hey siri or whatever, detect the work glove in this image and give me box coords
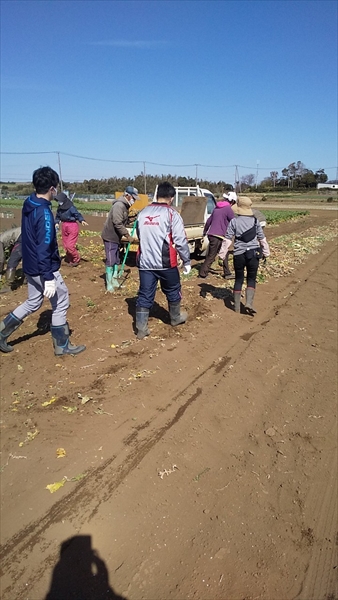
[182,264,192,275]
[44,279,56,299]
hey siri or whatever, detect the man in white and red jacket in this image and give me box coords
[135,182,191,339]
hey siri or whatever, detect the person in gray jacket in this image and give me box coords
[101,186,139,291]
[222,196,270,314]
[0,227,22,290]
[135,182,191,339]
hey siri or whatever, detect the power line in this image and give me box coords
[0,151,336,172]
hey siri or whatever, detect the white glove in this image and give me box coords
[44,279,56,299]
[182,264,191,275]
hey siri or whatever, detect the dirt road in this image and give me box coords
[0,210,337,600]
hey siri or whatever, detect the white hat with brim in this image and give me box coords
[237,196,253,216]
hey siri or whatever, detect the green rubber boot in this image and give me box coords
[111,264,120,290]
[105,266,114,292]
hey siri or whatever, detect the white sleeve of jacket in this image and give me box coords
[259,237,270,257]
[171,210,191,265]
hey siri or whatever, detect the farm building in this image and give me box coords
[317,180,338,190]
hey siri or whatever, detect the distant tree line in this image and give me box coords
[69,174,235,196]
[0,174,234,197]
[240,161,328,192]
[0,161,329,197]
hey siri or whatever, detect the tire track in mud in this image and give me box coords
[0,244,337,599]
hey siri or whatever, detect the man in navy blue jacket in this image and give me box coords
[0,167,85,355]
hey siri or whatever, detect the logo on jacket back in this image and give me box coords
[44,209,52,244]
[144,215,160,226]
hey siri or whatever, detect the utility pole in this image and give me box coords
[195,164,199,185]
[57,152,63,192]
[256,160,260,189]
[143,161,147,195]
[234,165,241,193]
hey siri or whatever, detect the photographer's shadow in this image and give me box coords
[45,535,126,600]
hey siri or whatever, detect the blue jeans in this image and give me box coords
[137,268,182,309]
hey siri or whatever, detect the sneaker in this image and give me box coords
[224,274,235,280]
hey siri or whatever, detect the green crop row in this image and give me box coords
[264,210,309,224]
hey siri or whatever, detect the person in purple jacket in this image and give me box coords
[0,167,86,356]
[198,195,235,279]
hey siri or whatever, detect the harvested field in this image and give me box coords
[0,207,337,600]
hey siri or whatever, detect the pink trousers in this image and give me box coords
[61,222,80,264]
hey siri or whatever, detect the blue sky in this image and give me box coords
[1,0,337,184]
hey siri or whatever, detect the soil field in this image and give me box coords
[0,208,337,600]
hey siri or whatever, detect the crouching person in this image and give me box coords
[135,182,191,339]
[0,167,86,356]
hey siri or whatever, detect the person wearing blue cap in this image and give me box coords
[101,186,139,291]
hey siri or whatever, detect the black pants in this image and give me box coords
[199,236,222,277]
[233,251,259,292]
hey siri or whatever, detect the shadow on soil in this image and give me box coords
[44,535,127,600]
[198,283,254,316]
[198,282,235,312]
[125,297,171,331]
[10,309,52,347]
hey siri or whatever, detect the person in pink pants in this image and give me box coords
[55,193,88,266]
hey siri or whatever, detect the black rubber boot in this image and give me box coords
[136,307,150,340]
[51,323,86,355]
[233,291,241,313]
[0,312,23,352]
[245,287,256,314]
[169,302,188,326]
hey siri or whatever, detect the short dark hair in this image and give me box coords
[157,182,175,200]
[32,166,59,194]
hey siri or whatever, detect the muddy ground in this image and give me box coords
[0,209,337,600]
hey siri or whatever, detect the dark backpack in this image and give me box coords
[235,218,257,243]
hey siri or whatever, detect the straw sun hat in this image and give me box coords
[236,196,253,216]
